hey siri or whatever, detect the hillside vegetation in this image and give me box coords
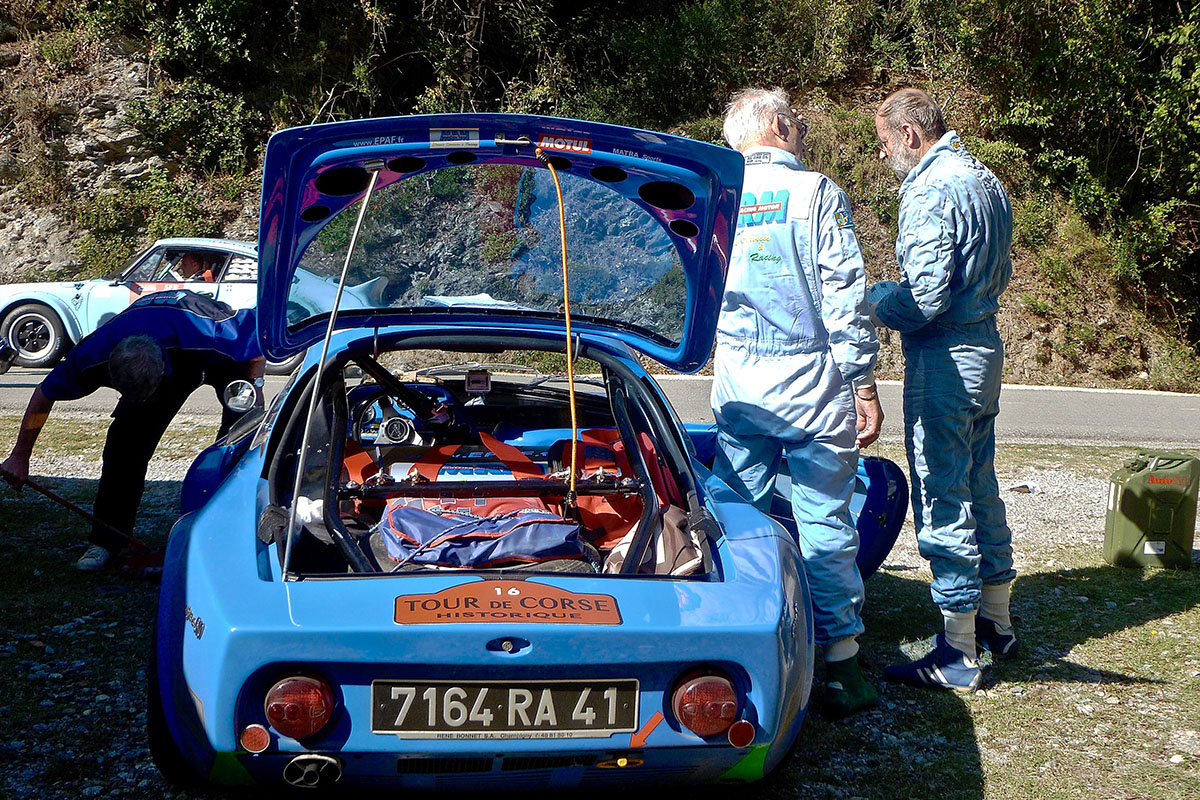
[0,0,1197,389]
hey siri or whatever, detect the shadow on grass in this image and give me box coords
[753,556,1200,800]
[755,569,986,800]
[995,563,1200,687]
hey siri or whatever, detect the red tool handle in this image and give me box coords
[19,477,152,553]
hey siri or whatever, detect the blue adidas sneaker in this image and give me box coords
[884,635,982,692]
[976,616,1019,660]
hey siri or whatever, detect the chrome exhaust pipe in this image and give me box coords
[282,754,342,789]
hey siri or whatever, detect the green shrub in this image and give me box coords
[73,170,218,275]
[1110,200,1181,283]
[1039,253,1072,291]
[39,30,86,72]
[125,79,260,175]
[1147,340,1200,393]
[1020,294,1052,316]
[75,233,137,279]
[1013,198,1056,251]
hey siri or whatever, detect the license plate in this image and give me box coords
[371,679,639,739]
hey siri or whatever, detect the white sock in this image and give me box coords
[942,610,977,660]
[825,636,859,663]
[981,583,1013,630]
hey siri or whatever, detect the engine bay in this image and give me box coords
[261,343,718,580]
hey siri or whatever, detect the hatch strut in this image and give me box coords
[282,159,386,580]
[535,147,579,513]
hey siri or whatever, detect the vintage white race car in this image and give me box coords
[0,237,387,372]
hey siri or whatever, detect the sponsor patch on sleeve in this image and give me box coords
[835,210,854,229]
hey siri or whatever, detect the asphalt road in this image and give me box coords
[1,369,1198,450]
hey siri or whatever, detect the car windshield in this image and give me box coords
[292,163,688,344]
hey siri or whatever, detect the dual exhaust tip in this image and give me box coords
[283,754,342,789]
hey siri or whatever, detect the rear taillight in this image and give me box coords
[671,671,739,738]
[264,676,336,740]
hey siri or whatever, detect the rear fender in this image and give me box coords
[154,516,219,778]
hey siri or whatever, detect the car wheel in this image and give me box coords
[265,350,305,375]
[2,303,68,367]
[146,624,204,788]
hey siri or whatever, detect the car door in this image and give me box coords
[81,245,171,333]
[214,254,258,311]
[88,248,229,330]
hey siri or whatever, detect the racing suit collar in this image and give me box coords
[899,130,963,195]
[742,145,806,170]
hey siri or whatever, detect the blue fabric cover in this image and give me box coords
[380,502,585,568]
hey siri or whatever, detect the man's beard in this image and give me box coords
[887,147,920,180]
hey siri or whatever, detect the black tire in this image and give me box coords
[265,350,305,375]
[2,303,68,367]
[146,623,205,788]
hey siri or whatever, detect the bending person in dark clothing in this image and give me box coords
[1,290,264,571]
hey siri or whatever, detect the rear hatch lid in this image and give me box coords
[256,114,742,372]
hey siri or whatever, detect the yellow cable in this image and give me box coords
[536,148,578,505]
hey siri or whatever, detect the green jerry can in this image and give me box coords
[1104,451,1199,569]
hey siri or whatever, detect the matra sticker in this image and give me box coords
[835,210,854,228]
[745,152,771,165]
[429,128,480,149]
[537,134,592,154]
[612,147,662,162]
[184,605,205,640]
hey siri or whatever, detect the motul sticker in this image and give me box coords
[537,134,593,154]
[395,580,622,625]
[1144,541,1167,555]
[429,128,480,148]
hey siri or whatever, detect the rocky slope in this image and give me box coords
[0,36,1192,389]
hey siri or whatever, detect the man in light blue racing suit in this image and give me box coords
[712,88,883,718]
[871,88,1017,692]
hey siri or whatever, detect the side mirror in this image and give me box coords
[222,380,257,413]
[0,338,15,374]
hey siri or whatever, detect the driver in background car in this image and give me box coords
[712,88,883,718]
[175,252,215,282]
[0,291,265,572]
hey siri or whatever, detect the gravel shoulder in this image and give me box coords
[0,415,1197,799]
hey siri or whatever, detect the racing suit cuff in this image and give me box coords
[852,371,876,391]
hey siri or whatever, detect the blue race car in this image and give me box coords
[151,113,900,791]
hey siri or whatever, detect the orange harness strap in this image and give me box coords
[408,433,544,482]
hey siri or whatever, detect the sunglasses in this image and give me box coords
[777,111,808,141]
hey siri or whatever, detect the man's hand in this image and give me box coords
[1,453,29,490]
[4,386,53,490]
[855,393,883,449]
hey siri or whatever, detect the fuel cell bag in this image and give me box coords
[379,501,586,569]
